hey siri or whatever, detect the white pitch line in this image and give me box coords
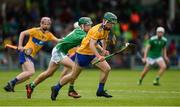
[110,90,180,94]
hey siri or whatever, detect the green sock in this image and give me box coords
[139,78,142,82]
[30,82,36,89]
[137,78,143,85]
[155,77,160,82]
[68,84,74,92]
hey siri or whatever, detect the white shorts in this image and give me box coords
[146,57,164,65]
[50,47,67,64]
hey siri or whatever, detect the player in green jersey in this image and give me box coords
[50,12,118,101]
[138,27,169,86]
[26,17,93,99]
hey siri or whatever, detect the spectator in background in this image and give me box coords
[0,0,180,69]
[168,39,176,57]
[0,29,7,64]
[168,39,177,65]
[177,40,180,68]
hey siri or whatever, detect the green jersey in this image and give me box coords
[55,28,86,54]
[147,35,167,58]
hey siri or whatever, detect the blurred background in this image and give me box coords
[0,0,180,70]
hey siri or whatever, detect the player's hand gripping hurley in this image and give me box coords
[5,44,33,55]
[92,43,136,65]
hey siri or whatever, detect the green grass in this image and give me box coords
[0,69,180,106]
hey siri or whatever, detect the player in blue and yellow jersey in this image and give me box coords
[4,17,59,92]
[25,17,93,99]
[50,12,118,100]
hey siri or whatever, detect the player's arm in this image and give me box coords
[142,44,150,63]
[163,47,169,63]
[101,39,109,55]
[100,40,106,49]
[90,39,105,61]
[49,32,63,44]
[58,39,63,42]
[18,30,30,51]
[51,37,63,44]
[54,38,63,43]
[90,39,100,57]
[96,44,104,52]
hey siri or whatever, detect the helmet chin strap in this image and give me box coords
[102,20,111,30]
[102,20,108,27]
[81,25,85,31]
[158,35,162,39]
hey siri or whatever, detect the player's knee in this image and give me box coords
[161,64,166,70]
[107,67,111,72]
[28,71,35,76]
[103,66,111,73]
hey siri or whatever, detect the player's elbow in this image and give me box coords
[106,66,111,72]
[19,31,28,38]
[20,31,25,36]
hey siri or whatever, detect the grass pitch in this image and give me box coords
[0,69,180,106]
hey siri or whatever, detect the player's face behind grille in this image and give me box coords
[83,24,92,32]
[157,32,164,38]
[103,20,115,30]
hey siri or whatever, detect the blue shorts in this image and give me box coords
[75,53,96,67]
[68,53,76,61]
[19,52,34,65]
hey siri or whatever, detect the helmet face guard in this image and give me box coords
[78,17,93,26]
[103,12,117,24]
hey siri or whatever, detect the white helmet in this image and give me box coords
[156,27,165,33]
[73,21,80,29]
